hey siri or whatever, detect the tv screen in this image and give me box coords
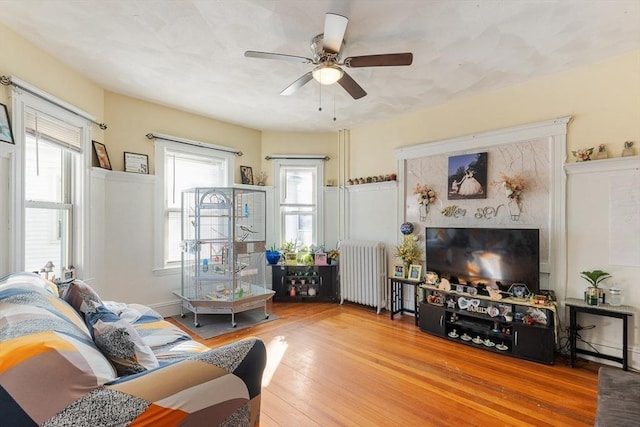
[425,227,540,294]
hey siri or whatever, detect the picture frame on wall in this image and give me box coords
[124,152,149,174]
[393,264,406,278]
[92,140,112,170]
[408,264,423,281]
[240,165,254,185]
[447,152,488,200]
[0,102,15,144]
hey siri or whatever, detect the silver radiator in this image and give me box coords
[339,240,387,313]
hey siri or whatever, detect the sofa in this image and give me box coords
[0,272,266,426]
[595,366,640,426]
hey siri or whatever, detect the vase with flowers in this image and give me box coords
[495,173,525,221]
[255,171,268,186]
[327,249,339,265]
[413,183,436,221]
[596,144,608,160]
[622,141,635,157]
[394,235,423,273]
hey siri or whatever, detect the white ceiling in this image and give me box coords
[0,0,638,132]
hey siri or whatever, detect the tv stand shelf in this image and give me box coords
[419,284,557,364]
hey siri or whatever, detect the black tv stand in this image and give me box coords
[419,285,556,364]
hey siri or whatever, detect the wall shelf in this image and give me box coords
[564,155,639,174]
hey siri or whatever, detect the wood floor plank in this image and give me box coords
[168,301,599,426]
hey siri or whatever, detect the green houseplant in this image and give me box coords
[581,270,611,306]
[266,244,281,265]
[580,270,611,288]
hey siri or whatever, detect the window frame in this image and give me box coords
[153,138,235,272]
[23,137,75,273]
[273,158,324,249]
[10,85,92,277]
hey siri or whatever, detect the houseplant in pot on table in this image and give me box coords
[266,244,281,265]
[581,269,611,306]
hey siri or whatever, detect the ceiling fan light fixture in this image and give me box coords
[312,63,344,85]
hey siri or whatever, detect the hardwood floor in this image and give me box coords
[169,301,600,426]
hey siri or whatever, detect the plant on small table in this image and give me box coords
[581,270,611,306]
[394,235,423,269]
[266,244,281,265]
[327,249,339,264]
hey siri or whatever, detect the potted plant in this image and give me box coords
[327,248,339,265]
[581,270,611,306]
[265,244,281,265]
[281,241,298,265]
[504,311,513,322]
[394,235,423,270]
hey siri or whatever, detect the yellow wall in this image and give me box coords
[348,51,640,178]
[0,23,262,182]
[1,23,106,143]
[261,131,339,186]
[103,91,261,177]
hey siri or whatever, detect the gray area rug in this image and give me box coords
[172,308,279,339]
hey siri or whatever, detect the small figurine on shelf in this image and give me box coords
[596,144,608,160]
[572,147,594,162]
[255,171,268,186]
[622,140,635,157]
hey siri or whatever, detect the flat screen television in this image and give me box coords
[425,227,540,294]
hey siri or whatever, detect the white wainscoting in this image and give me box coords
[564,155,640,368]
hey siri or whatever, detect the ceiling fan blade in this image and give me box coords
[337,71,367,100]
[344,53,413,68]
[245,50,312,64]
[323,13,348,54]
[280,72,314,96]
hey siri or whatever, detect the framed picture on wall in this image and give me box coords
[240,165,254,184]
[447,152,488,199]
[0,102,15,144]
[92,141,112,170]
[124,152,149,174]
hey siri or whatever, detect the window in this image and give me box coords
[154,139,234,269]
[14,94,90,277]
[274,159,324,248]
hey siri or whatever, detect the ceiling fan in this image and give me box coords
[244,13,413,100]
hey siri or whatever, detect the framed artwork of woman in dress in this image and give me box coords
[447,152,488,200]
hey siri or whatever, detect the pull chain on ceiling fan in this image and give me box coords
[245,12,413,100]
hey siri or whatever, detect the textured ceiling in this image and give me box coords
[0,0,638,132]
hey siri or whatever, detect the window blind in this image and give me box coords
[26,109,83,153]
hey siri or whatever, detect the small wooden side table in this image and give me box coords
[565,298,634,370]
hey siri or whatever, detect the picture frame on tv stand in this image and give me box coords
[393,264,406,279]
[408,264,422,281]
